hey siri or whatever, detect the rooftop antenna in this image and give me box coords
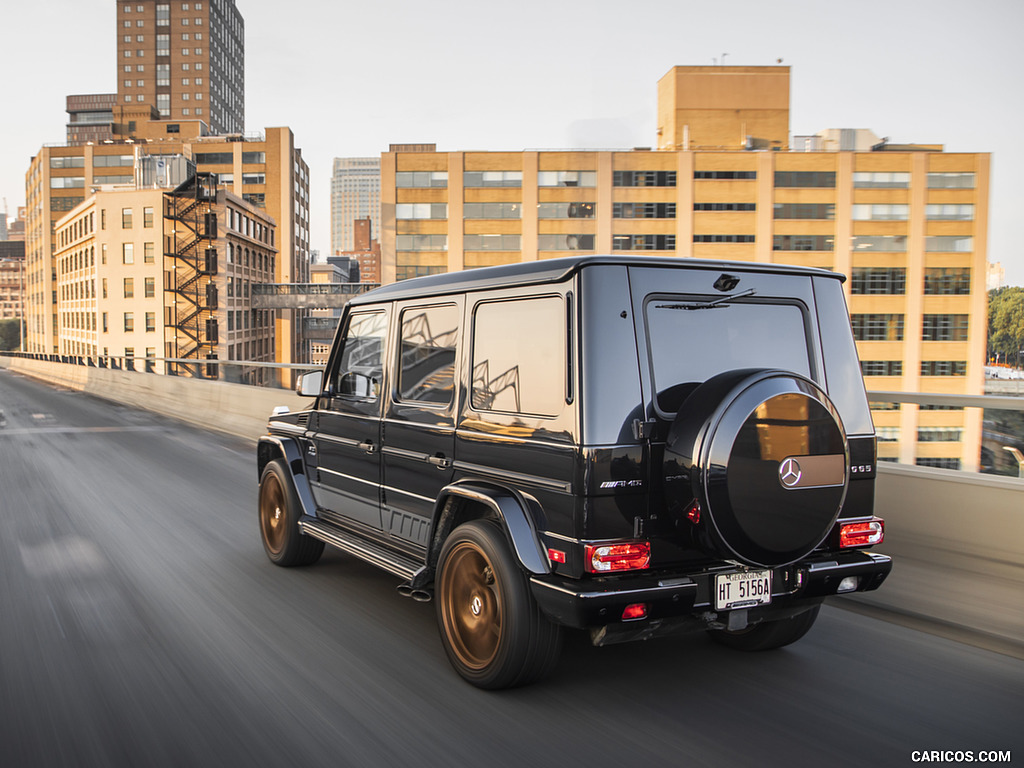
[721,53,728,66]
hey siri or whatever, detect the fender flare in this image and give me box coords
[257,435,318,519]
[430,481,551,575]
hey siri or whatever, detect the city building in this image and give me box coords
[380,65,989,471]
[0,241,25,321]
[52,174,275,376]
[987,262,1005,291]
[115,0,244,134]
[24,122,309,365]
[66,93,118,145]
[330,157,381,254]
[7,207,26,242]
[333,216,380,283]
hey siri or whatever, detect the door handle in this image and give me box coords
[358,440,377,454]
[426,454,452,470]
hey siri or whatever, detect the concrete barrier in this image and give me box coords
[852,463,1024,650]
[0,356,306,442]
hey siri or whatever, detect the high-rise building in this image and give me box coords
[24,121,310,365]
[380,66,989,471]
[330,157,381,254]
[66,94,118,145]
[115,0,244,134]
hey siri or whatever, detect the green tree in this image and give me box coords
[0,318,21,351]
[987,286,1024,368]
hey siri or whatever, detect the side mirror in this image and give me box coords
[296,369,324,397]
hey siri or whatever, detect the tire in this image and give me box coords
[708,605,820,651]
[258,459,324,567]
[664,369,849,568]
[435,520,562,689]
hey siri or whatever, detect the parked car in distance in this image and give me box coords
[258,256,891,688]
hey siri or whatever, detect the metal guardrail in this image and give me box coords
[251,283,379,296]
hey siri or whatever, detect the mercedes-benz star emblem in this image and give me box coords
[779,457,803,488]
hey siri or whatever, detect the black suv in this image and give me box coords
[257,256,891,688]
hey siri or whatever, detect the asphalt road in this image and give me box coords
[1,368,1021,768]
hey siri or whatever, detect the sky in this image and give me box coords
[3,0,1023,285]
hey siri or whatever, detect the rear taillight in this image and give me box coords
[839,517,884,548]
[584,541,651,573]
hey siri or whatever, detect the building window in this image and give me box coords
[615,170,677,186]
[922,314,969,341]
[852,204,909,221]
[395,203,447,219]
[241,152,265,164]
[861,360,903,376]
[156,3,169,24]
[145,312,156,332]
[463,234,521,251]
[537,202,596,218]
[851,268,906,295]
[917,427,963,442]
[538,171,596,187]
[926,236,973,252]
[774,203,834,220]
[123,278,134,298]
[614,234,676,250]
[121,208,133,228]
[124,313,135,332]
[693,170,755,180]
[395,235,447,251]
[463,202,521,219]
[123,243,134,264]
[241,172,265,184]
[926,204,974,221]
[853,172,910,188]
[851,235,906,252]
[614,202,674,218]
[693,202,755,211]
[395,171,447,188]
[145,277,155,298]
[156,34,169,54]
[927,173,974,189]
[774,171,836,188]
[143,207,154,227]
[924,268,971,295]
[851,314,904,341]
[692,234,755,243]
[463,171,522,187]
[537,234,595,251]
[920,360,967,376]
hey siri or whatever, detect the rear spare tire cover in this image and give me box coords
[664,369,848,568]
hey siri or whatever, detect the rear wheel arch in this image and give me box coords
[428,482,551,578]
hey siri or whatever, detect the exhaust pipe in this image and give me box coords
[396,584,434,602]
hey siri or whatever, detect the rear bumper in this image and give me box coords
[529,549,892,630]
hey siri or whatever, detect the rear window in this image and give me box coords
[644,297,812,414]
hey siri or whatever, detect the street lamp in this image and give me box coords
[1002,446,1024,479]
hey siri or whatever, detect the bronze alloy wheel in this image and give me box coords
[259,472,287,556]
[439,540,503,671]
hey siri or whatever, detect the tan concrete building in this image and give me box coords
[53,178,275,376]
[381,66,989,471]
[116,0,244,134]
[24,123,309,365]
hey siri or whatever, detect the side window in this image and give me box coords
[398,304,459,404]
[471,296,565,416]
[332,311,388,398]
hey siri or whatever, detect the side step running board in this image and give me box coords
[298,518,421,581]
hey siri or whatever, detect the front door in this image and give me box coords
[312,308,390,531]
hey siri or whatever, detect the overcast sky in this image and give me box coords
[3,0,1023,284]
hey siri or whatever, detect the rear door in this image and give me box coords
[380,300,462,546]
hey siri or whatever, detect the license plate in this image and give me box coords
[714,570,772,610]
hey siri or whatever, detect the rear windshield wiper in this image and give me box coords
[656,288,757,310]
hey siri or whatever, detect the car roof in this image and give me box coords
[350,255,843,306]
